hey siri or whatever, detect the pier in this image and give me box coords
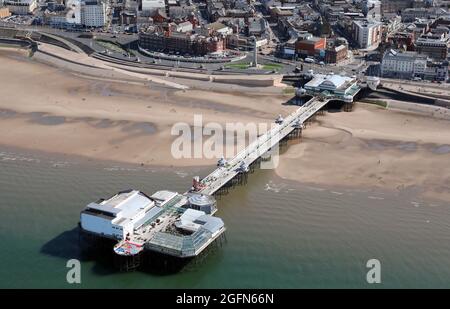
[191,73,365,197]
[78,73,362,270]
[194,96,331,196]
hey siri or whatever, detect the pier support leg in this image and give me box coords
[344,102,354,112]
[114,253,142,272]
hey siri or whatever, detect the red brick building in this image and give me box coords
[295,37,326,56]
[325,44,348,63]
[152,9,169,23]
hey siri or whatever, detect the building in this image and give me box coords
[295,37,326,57]
[386,31,416,51]
[269,6,293,22]
[120,10,137,26]
[281,37,296,58]
[363,0,381,15]
[47,0,102,29]
[47,8,82,28]
[380,0,415,15]
[382,49,449,81]
[80,189,226,259]
[402,7,449,22]
[415,33,449,60]
[204,22,233,36]
[248,17,266,37]
[80,190,159,240]
[381,49,428,79]
[175,20,193,33]
[303,73,360,103]
[0,6,11,18]
[151,8,168,23]
[139,29,225,56]
[58,0,82,26]
[424,60,449,81]
[141,0,165,14]
[325,44,348,64]
[352,20,382,49]
[4,0,37,15]
[81,1,106,27]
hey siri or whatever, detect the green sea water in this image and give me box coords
[0,148,449,288]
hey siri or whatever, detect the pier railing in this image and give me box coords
[198,96,330,195]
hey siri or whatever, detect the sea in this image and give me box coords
[0,148,449,288]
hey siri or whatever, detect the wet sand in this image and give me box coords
[1,49,449,202]
[0,50,294,166]
[276,104,450,202]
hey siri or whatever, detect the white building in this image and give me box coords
[4,0,37,15]
[141,0,165,14]
[175,21,193,33]
[401,7,449,22]
[352,19,382,49]
[364,0,381,21]
[204,22,233,36]
[303,73,360,102]
[381,49,428,79]
[80,190,171,240]
[80,188,226,258]
[65,0,82,25]
[81,1,107,27]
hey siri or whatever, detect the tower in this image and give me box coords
[252,36,258,67]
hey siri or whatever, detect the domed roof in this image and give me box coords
[343,94,353,102]
[189,194,215,206]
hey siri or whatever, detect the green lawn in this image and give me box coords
[225,63,250,69]
[360,99,388,108]
[262,63,283,70]
[95,40,126,53]
[224,62,283,71]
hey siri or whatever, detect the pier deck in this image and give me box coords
[198,97,330,196]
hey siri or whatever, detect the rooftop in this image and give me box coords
[305,74,354,91]
[207,22,228,31]
[384,49,428,60]
[86,190,154,217]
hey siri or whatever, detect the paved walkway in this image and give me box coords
[37,42,189,90]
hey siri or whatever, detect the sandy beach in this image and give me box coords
[0,49,294,166]
[1,48,449,202]
[276,104,450,202]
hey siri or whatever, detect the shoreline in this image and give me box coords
[1,142,448,206]
[275,103,450,203]
[1,49,449,202]
[0,49,295,167]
